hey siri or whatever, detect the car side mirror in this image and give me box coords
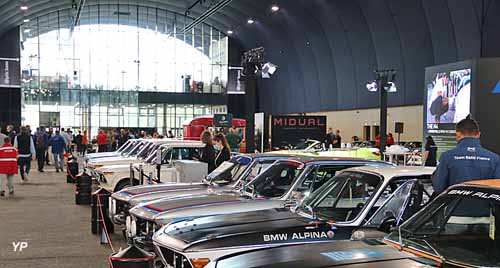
[378,217,397,233]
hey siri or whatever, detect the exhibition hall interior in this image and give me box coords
[2,1,500,268]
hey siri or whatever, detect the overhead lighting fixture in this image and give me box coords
[247,18,255,24]
[23,28,30,33]
[227,30,234,35]
[20,4,28,11]
[23,18,30,23]
[271,4,280,12]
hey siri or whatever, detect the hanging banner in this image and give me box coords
[271,115,326,149]
[0,59,20,88]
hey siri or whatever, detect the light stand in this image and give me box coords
[373,69,397,159]
[241,47,265,153]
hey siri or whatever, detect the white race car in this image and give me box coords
[96,141,206,192]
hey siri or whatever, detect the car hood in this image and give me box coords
[211,240,432,268]
[130,192,258,221]
[112,183,210,202]
[96,163,146,173]
[154,209,348,252]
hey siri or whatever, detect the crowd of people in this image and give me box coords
[2,117,498,200]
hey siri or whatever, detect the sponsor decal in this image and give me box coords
[263,231,331,242]
[321,249,384,261]
[448,189,500,202]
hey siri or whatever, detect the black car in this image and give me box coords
[206,240,432,268]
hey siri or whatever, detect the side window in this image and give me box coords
[179,148,190,159]
[365,180,415,227]
[298,165,354,193]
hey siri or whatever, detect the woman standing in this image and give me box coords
[198,130,216,173]
[213,133,231,168]
[81,130,88,156]
[424,136,438,167]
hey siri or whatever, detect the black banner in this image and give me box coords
[214,114,233,127]
[0,60,20,88]
[271,115,327,148]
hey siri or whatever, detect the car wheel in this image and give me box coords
[114,179,140,192]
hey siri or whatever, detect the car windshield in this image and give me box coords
[244,160,303,198]
[119,141,137,155]
[206,161,237,183]
[231,159,275,188]
[137,143,157,159]
[386,188,500,267]
[144,146,160,163]
[300,171,382,222]
[125,141,148,157]
[117,140,132,153]
[294,140,317,150]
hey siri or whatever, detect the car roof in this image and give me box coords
[464,179,500,188]
[342,165,436,181]
[158,141,204,148]
[279,155,390,165]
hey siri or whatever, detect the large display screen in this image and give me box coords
[424,66,472,158]
[426,68,471,125]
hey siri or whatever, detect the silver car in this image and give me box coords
[110,154,286,225]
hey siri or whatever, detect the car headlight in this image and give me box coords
[125,216,137,238]
[190,258,210,268]
[109,198,116,215]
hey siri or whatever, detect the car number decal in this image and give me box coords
[321,248,384,261]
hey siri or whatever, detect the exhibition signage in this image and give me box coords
[423,62,472,158]
[271,115,326,148]
[0,58,20,88]
[214,114,233,127]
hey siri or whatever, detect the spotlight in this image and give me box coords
[261,62,278,79]
[23,18,30,23]
[227,30,233,35]
[247,18,255,24]
[271,5,280,12]
[20,4,28,11]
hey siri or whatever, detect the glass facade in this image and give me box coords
[20,4,228,137]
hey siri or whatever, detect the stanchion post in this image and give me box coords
[139,164,144,185]
[148,172,153,185]
[129,163,134,187]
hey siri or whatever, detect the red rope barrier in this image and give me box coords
[97,194,115,253]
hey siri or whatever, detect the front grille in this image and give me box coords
[158,246,192,268]
[115,199,130,215]
[135,217,158,241]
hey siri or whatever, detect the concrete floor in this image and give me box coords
[0,162,126,268]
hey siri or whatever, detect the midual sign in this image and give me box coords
[273,117,326,127]
[271,115,327,149]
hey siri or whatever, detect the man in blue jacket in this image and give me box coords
[433,116,500,194]
[49,130,66,173]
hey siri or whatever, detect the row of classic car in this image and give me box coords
[83,140,500,268]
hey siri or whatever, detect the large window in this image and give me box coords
[20,4,228,137]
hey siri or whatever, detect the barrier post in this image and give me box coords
[139,164,144,185]
[129,163,134,187]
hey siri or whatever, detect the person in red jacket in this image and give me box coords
[0,137,19,196]
[97,129,108,153]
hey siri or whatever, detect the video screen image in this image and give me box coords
[426,68,471,124]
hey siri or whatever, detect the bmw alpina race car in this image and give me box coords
[127,157,391,246]
[109,154,291,225]
[205,240,431,268]
[152,165,435,268]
